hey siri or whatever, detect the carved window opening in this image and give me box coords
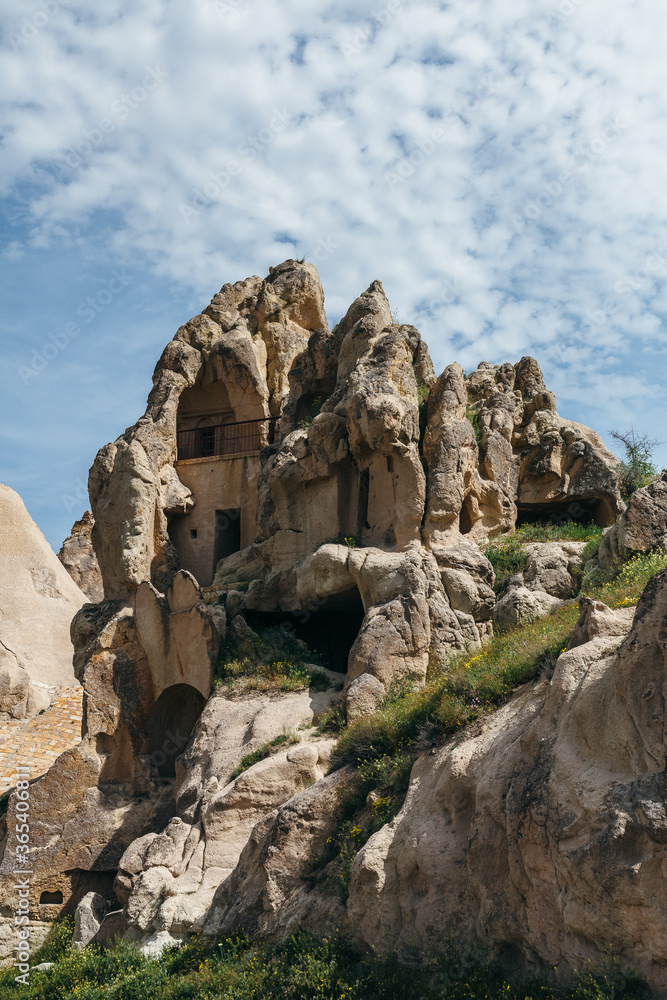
[147,684,206,778]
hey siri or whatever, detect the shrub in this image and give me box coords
[214,624,325,696]
[584,551,667,608]
[484,535,529,589]
[611,427,660,501]
[466,403,483,446]
[229,732,299,780]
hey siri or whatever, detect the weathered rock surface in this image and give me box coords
[346,573,667,996]
[598,471,667,576]
[492,584,561,634]
[73,892,110,950]
[58,511,104,603]
[0,262,631,979]
[0,484,86,719]
[85,260,621,712]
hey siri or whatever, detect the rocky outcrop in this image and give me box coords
[85,260,621,713]
[0,484,86,719]
[58,511,104,603]
[598,471,667,576]
[0,262,628,976]
[346,572,667,996]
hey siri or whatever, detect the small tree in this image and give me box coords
[610,427,660,501]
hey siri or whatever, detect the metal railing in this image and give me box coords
[177,417,277,461]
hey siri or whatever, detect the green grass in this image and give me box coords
[583,551,667,608]
[214,625,327,696]
[228,733,300,781]
[1,922,648,1000]
[483,534,529,589]
[332,604,579,770]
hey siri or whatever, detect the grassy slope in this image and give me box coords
[0,920,648,999]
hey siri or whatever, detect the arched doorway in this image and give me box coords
[147,684,206,778]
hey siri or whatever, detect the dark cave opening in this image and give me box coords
[517,496,610,529]
[147,684,206,778]
[246,590,365,674]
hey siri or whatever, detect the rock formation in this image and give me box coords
[86,260,622,714]
[598,470,667,577]
[0,261,638,987]
[0,485,86,720]
[58,511,104,603]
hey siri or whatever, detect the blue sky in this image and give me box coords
[2,0,667,549]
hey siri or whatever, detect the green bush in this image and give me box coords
[611,428,660,501]
[583,551,667,609]
[484,534,529,589]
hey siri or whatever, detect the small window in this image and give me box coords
[190,529,198,540]
[39,890,63,905]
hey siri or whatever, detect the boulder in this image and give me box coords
[73,892,110,950]
[492,585,561,633]
[522,540,587,599]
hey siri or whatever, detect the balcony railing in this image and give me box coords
[177,417,277,461]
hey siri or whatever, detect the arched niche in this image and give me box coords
[177,381,234,432]
[147,684,206,778]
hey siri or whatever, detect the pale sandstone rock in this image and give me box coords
[0,484,86,719]
[598,471,667,576]
[523,540,587,599]
[346,575,667,995]
[202,767,355,941]
[346,673,386,722]
[0,265,630,972]
[58,511,104,603]
[73,892,110,950]
[492,586,561,634]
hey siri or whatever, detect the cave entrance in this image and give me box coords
[147,684,206,778]
[214,508,241,572]
[246,590,365,674]
[517,496,610,529]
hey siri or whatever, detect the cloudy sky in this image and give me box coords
[1,0,666,549]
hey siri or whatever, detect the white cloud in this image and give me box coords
[2,0,667,546]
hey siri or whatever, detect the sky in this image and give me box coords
[1,0,666,550]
